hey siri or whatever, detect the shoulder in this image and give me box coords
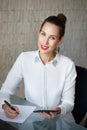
[18,50,37,59]
[59,54,77,77]
[59,54,74,66]
[14,50,37,65]
[58,54,76,72]
[21,50,37,57]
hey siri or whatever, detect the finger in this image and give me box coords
[6,106,17,114]
[40,112,52,119]
[4,109,18,119]
[42,111,57,119]
[5,112,18,119]
[4,105,19,118]
[12,106,20,113]
[50,112,55,118]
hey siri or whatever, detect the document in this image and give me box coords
[0,105,36,123]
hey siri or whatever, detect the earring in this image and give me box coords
[58,47,60,52]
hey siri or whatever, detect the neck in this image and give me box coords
[39,51,56,65]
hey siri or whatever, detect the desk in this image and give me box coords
[9,96,86,130]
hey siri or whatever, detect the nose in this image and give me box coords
[43,37,49,45]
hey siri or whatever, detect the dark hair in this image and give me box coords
[40,13,67,40]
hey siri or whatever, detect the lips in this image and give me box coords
[41,45,49,50]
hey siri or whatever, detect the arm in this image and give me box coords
[58,63,77,115]
[0,53,23,109]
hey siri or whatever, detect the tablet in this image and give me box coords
[0,119,18,130]
[33,109,59,113]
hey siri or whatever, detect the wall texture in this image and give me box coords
[0,0,87,97]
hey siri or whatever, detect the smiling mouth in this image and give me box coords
[41,45,49,50]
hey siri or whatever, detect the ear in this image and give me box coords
[57,36,64,45]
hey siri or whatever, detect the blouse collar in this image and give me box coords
[34,50,60,67]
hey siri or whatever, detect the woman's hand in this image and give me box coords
[39,107,61,119]
[2,104,19,119]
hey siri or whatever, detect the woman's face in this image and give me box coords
[38,22,61,55]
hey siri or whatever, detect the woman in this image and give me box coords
[0,13,77,120]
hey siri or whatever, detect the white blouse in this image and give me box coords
[0,50,77,115]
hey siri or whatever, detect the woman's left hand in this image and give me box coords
[39,107,61,119]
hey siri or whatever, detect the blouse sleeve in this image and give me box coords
[0,53,23,108]
[58,62,77,115]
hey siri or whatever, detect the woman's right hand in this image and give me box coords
[2,104,19,119]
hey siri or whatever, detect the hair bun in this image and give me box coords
[57,13,67,25]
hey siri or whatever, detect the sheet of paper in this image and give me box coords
[0,105,36,123]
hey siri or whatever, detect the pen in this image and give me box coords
[4,100,19,114]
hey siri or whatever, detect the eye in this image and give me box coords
[40,32,45,36]
[50,36,56,40]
